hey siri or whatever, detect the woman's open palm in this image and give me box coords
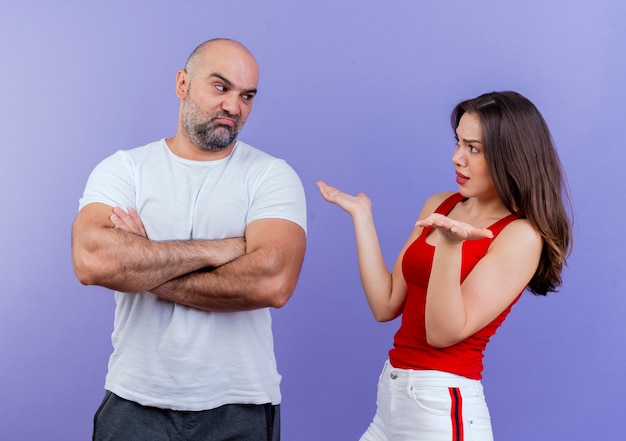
[317,181,372,217]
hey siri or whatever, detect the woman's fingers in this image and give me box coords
[415,214,493,240]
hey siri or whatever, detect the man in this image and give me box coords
[72,38,307,441]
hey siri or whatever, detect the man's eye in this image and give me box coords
[215,84,226,92]
[242,94,255,101]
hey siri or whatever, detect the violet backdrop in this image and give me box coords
[1,1,624,439]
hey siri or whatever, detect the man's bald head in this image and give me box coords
[184,38,257,77]
[171,38,260,159]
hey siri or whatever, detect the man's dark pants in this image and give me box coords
[93,391,280,441]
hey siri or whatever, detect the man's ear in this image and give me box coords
[175,70,189,99]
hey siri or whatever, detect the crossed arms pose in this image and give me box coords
[75,38,310,441]
[72,203,305,312]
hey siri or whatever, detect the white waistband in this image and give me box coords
[383,360,482,389]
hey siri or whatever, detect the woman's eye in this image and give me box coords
[469,145,479,153]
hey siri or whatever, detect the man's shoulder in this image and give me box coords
[232,141,302,182]
[122,139,165,155]
[233,140,277,160]
[103,139,166,165]
[231,141,291,169]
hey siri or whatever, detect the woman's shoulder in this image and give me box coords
[501,217,541,237]
[419,191,457,217]
[494,217,543,251]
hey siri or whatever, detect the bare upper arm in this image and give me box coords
[72,203,116,252]
[461,219,543,334]
[71,202,116,274]
[243,218,307,305]
[245,218,306,255]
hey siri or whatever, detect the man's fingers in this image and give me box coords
[110,207,147,237]
[127,207,148,236]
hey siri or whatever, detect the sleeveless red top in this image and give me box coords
[388,193,521,380]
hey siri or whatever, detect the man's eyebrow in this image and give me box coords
[210,73,257,95]
[210,73,233,86]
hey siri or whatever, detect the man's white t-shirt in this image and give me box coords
[79,139,307,411]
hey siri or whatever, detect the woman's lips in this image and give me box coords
[456,171,469,185]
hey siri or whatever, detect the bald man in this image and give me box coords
[72,38,306,441]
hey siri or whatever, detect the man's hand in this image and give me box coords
[110,207,148,238]
[73,202,250,294]
[109,206,246,268]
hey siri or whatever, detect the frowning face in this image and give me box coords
[177,41,259,154]
[451,112,497,200]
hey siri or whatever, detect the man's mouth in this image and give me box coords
[212,112,239,127]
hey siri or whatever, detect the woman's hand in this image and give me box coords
[316,181,371,217]
[416,213,493,245]
[317,180,409,321]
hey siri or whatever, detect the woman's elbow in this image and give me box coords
[425,329,463,348]
[371,306,401,323]
[426,335,451,348]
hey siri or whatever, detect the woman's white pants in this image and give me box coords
[360,360,494,441]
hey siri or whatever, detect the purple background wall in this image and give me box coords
[1,1,624,439]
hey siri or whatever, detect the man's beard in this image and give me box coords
[181,97,241,152]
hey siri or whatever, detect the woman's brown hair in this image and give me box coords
[451,91,573,295]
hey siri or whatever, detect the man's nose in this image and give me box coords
[221,93,240,116]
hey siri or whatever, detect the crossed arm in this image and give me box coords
[71,202,306,311]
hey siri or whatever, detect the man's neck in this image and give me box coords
[165,135,236,161]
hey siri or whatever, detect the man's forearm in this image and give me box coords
[150,241,304,312]
[74,226,245,293]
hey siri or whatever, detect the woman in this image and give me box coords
[317,91,572,441]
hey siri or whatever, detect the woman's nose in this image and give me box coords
[452,147,465,167]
